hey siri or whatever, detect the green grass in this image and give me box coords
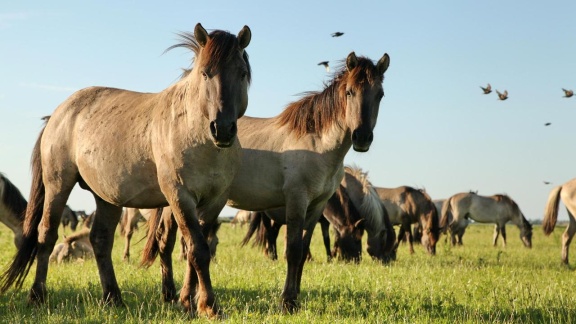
[0,222,575,323]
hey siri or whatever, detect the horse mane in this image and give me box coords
[276,57,381,138]
[167,30,252,84]
[343,165,385,235]
[491,194,531,229]
[0,174,27,222]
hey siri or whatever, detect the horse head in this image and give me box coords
[332,219,364,263]
[185,23,252,148]
[341,52,389,152]
[520,216,533,248]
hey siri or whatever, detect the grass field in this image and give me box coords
[0,221,575,323]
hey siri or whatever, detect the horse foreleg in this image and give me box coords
[561,214,576,264]
[319,216,332,261]
[159,209,178,302]
[404,221,415,254]
[500,225,507,247]
[90,198,124,306]
[122,226,133,261]
[281,202,307,313]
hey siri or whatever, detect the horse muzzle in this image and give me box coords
[352,129,374,152]
[210,120,237,148]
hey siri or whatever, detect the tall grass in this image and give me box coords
[0,222,574,323]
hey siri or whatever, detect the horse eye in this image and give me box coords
[346,90,353,97]
[241,71,247,79]
[201,71,209,80]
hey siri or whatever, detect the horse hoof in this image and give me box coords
[280,299,300,314]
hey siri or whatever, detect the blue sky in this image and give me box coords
[1,1,575,221]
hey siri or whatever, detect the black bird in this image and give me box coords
[544,122,551,126]
[562,88,574,98]
[543,181,551,185]
[331,32,344,37]
[317,61,330,72]
[480,83,492,94]
[496,90,508,100]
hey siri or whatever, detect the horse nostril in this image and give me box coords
[210,121,217,137]
[352,131,358,141]
[230,122,237,135]
[367,132,374,142]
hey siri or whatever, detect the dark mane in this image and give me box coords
[166,30,251,84]
[276,57,381,138]
[0,174,27,222]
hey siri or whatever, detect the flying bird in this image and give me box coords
[543,181,551,185]
[331,32,344,37]
[318,61,330,72]
[562,88,574,98]
[480,83,492,94]
[544,122,551,126]
[496,90,508,100]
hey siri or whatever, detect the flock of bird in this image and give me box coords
[480,83,575,101]
[316,31,345,72]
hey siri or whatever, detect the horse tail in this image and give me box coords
[240,211,261,247]
[439,197,452,231]
[140,207,164,267]
[543,185,562,236]
[1,125,46,293]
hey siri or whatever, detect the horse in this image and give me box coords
[230,209,251,228]
[119,208,153,261]
[340,166,397,262]
[543,178,576,264]
[60,205,87,233]
[240,183,366,263]
[0,173,27,248]
[0,23,252,318]
[375,186,439,255]
[141,52,390,313]
[440,192,532,248]
[49,227,94,264]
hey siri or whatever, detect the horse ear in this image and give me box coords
[237,25,251,50]
[194,23,209,48]
[346,52,358,71]
[377,53,390,76]
[353,219,365,228]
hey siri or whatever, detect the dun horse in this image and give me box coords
[375,186,439,255]
[0,174,27,248]
[119,208,153,261]
[142,53,390,312]
[440,192,532,248]
[543,178,576,264]
[0,23,252,318]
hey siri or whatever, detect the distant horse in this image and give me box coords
[0,174,27,248]
[142,52,390,312]
[375,186,439,255]
[119,208,153,261]
[241,183,366,263]
[340,166,397,262]
[543,178,576,264]
[440,192,532,248]
[49,228,94,264]
[0,23,252,318]
[60,205,88,233]
[230,209,251,228]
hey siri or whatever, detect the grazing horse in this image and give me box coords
[543,178,576,264]
[0,23,252,318]
[142,52,390,312]
[0,174,27,248]
[440,192,532,248]
[49,228,94,264]
[375,187,439,255]
[340,166,397,262]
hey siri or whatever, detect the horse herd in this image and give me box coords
[0,23,573,318]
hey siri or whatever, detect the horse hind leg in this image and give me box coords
[561,211,576,265]
[29,187,75,303]
[500,225,507,247]
[492,225,501,247]
[89,197,124,306]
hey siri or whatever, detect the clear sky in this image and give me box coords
[1,1,575,221]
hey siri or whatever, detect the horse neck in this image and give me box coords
[158,77,210,135]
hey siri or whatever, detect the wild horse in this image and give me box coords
[0,23,252,318]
